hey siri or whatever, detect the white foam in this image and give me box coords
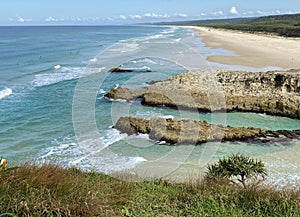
[100,128,128,147]
[158,115,174,119]
[98,67,106,72]
[0,88,13,100]
[137,34,164,41]
[104,97,128,103]
[39,129,126,159]
[32,67,87,87]
[38,139,78,160]
[87,154,147,174]
[122,66,151,71]
[38,129,147,173]
[54,64,61,69]
[266,172,300,190]
[98,89,106,94]
[161,29,174,34]
[131,58,157,65]
[160,27,178,35]
[258,113,267,117]
[37,124,150,173]
[90,57,98,62]
[108,42,139,53]
[136,133,150,139]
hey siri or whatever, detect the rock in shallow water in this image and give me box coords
[114,116,300,145]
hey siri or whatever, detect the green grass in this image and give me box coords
[0,164,299,216]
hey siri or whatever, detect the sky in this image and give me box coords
[1,0,300,25]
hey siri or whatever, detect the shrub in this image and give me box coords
[206,154,267,188]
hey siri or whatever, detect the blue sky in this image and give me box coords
[1,0,300,25]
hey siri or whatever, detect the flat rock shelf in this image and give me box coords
[114,116,300,145]
[105,69,300,119]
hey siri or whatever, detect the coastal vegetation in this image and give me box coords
[206,154,267,188]
[160,13,300,37]
[0,163,299,216]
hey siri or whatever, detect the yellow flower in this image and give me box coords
[0,158,7,170]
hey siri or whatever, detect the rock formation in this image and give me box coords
[109,67,152,73]
[105,69,300,119]
[114,117,300,145]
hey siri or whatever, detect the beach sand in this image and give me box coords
[190,26,300,69]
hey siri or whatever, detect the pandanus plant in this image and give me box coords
[206,154,267,188]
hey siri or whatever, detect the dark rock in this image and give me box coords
[109,67,134,73]
[104,87,144,101]
[109,67,152,73]
[115,117,150,135]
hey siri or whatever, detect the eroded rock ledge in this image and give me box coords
[114,117,300,145]
[105,69,300,119]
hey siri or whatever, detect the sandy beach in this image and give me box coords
[190,26,300,69]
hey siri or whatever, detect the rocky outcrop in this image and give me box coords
[105,69,300,119]
[114,117,300,144]
[104,87,144,101]
[109,67,152,73]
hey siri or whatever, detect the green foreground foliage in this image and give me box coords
[0,164,299,216]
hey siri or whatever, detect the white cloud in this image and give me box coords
[230,6,239,15]
[45,16,85,23]
[119,15,127,20]
[17,17,25,22]
[129,15,142,19]
[144,13,170,18]
[71,17,82,22]
[212,10,224,16]
[116,12,191,21]
[241,9,294,17]
[243,11,254,15]
[174,13,188,18]
[13,16,32,23]
[45,17,58,22]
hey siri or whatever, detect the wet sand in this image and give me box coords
[190,26,300,69]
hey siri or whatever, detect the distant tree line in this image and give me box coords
[158,13,300,37]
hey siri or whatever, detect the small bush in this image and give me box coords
[206,154,267,188]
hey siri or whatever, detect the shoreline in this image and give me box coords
[187,26,300,69]
[105,69,300,185]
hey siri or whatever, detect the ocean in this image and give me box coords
[0,25,299,187]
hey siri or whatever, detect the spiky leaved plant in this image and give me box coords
[206,154,267,188]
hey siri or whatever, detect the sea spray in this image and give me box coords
[0,87,13,100]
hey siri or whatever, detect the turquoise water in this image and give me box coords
[0,25,299,187]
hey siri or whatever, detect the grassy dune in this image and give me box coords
[159,13,300,37]
[0,164,299,216]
